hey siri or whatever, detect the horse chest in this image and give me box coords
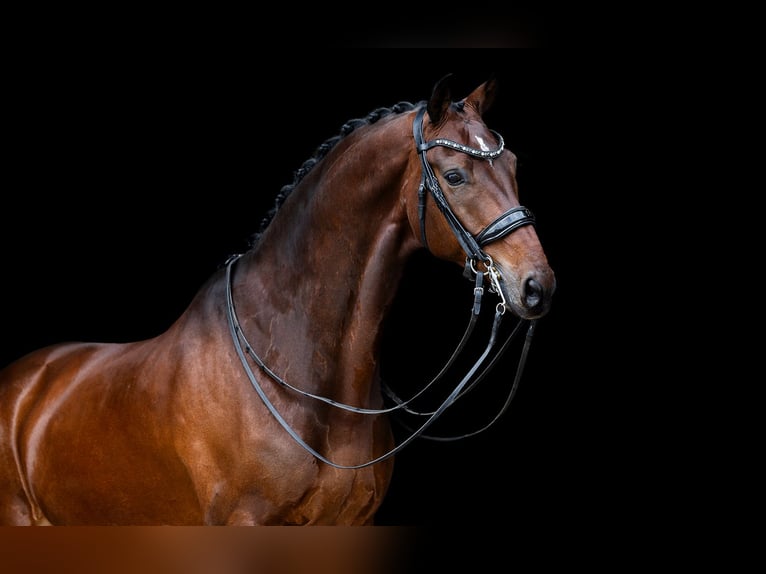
[212,454,384,525]
[291,466,382,525]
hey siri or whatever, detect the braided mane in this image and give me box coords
[249,100,420,247]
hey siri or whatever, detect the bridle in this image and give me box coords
[413,105,535,288]
[225,105,539,469]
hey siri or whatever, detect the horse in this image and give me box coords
[0,75,555,525]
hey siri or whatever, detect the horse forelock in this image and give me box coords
[248,100,421,248]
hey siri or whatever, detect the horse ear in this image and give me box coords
[427,73,453,124]
[465,77,498,116]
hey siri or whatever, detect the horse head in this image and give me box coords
[410,74,556,320]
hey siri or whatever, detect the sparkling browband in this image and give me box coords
[422,131,505,159]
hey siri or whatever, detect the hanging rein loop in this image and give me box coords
[225,106,541,469]
[226,255,533,470]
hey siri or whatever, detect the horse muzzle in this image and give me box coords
[494,262,556,320]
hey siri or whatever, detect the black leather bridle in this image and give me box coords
[413,105,536,282]
[225,106,539,469]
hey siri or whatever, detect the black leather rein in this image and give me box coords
[224,106,539,469]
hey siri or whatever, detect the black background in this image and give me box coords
[1,51,597,529]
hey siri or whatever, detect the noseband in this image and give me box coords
[413,105,535,282]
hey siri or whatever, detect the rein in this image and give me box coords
[225,106,539,469]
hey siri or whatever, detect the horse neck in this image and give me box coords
[230,120,421,406]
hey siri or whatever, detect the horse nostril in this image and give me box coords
[524,277,543,310]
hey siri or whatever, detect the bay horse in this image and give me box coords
[0,75,555,525]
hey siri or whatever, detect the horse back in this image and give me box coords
[0,339,206,524]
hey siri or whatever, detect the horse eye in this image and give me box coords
[444,171,465,186]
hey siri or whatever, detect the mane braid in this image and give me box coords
[248,100,420,247]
